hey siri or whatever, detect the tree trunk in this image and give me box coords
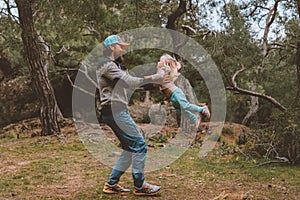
[242,83,259,125]
[16,0,60,135]
[144,90,151,103]
[297,38,300,98]
[166,0,187,54]
[296,0,300,98]
[165,0,196,132]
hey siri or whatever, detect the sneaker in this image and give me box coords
[133,182,161,196]
[201,105,210,119]
[102,182,130,195]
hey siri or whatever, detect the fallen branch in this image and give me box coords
[255,159,289,167]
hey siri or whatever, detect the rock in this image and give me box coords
[129,102,178,128]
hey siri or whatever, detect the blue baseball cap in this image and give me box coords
[103,35,130,48]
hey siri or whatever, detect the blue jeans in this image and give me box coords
[102,109,147,188]
[170,88,204,122]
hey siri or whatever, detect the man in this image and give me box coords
[96,35,161,196]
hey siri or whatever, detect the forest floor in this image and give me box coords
[0,118,299,200]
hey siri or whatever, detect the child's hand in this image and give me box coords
[157,61,164,68]
[162,73,171,83]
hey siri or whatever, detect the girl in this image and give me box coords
[145,54,210,129]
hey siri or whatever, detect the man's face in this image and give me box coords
[110,43,126,57]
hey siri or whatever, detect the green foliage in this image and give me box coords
[241,101,300,165]
[270,103,300,165]
[225,91,249,123]
[0,0,299,130]
[0,15,26,75]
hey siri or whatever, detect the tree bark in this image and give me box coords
[144,90,151,103]
[166,0,188,54]
[296,0,300,98]
[16,0,60,135]
[297,37,300,98]
[242,84,259,125]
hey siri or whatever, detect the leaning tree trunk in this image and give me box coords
[16,0,60,135]
[242,83,259,125]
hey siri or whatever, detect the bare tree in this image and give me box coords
[16,0,60,135]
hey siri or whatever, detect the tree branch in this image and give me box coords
[255,159,289,167]
[165,0,188,54]
[181,25,217,40]
[64,71,95,97]
[55,45,70,55]
[262,0,280,57]
[231,65,246,88]
[58,62,98,98]
[80,61,98,88]
[1,0,19,23]
[270,42,297,49]
[227,86,286,111]
[166,0,187,30]
[85,25,100,38]
[58,66,97,89]
[227,65,287,111]
[181,24,196,34]
[37,32,51,74]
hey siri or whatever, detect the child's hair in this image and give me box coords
[159,54,181,71]
[159,54,182,82]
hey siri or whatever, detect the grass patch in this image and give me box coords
[0,131,299,200]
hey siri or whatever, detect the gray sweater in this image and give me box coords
[96,59,144,108]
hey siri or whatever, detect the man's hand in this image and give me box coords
[162,72,171,83]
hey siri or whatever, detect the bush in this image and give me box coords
[241,102,300,165]
[271,101,300,165]
[277,125,300,165]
